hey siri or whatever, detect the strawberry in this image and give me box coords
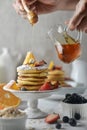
[45,114,60,124]
[0,105,4,110]
[50,81,59,89]
[39,82,51,91]
[35,60,47,67]
[54,65,62,70]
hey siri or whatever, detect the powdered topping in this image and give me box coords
[17,64,47,71]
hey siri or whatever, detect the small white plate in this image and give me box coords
[58,81,86,94]
[47,81,87,100]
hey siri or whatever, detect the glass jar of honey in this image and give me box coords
[48,25,82,63]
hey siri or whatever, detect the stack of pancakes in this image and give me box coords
[17,52,47,91]
[46,61,66,86]
[17,66,47,91]
[47,69,65,84]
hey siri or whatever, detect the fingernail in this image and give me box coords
[69,24,75,30]
[68,21,76,30]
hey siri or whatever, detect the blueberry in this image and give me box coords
[74,113,81,120]
[82,97,87,103]
[56,122,61,129]
[63,93,87,104]
[63,116,69,123]
[65,94,71,99]
[72,93,78,97]
[63,96,73,103]
[76,95,83,104]
[63,99,70,103]
[20,87,28,91]
[66,96,74,103]
[69,118,77,127]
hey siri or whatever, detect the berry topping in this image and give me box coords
[20,87,28,91]
[63,116,69,123]
[56,122,62,129]
[45,114,60,124]
[65,94,71,99]
[39,82,52,91]
[35,60,47,67]
[63,93,87,104]
[69,118,77,127]
[74,113,81,120]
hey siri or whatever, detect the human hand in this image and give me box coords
[13,0,59,19]
[67,0,87,33]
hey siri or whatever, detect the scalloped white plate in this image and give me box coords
[3,86,61,101]
[3,81,86,100]
[47,81,87,100]
[57,81,86,94]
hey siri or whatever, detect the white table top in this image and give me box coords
[21,95,87,130]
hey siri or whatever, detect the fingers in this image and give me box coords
[38,0,56,5]
[13,0,24,11]
[68,0,87,30]
[21,0,37,13]
[65,17,87,33]
[22,0,37,6]
[77,17,87,33]
[13,0,27,17]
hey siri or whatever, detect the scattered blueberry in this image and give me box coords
[65,94,71,99]
[56,122,61,129]
[63,116,69,123]
[74,113,81,120]
[69,118,77,127]
[20,87,28,91]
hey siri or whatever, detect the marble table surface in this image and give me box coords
[19,93,87,130]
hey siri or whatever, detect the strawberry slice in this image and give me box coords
[0,105,5,110]
[45,114,60,124]
[39,82,51,91]
[54,65,62,70]
[50,81,59,89]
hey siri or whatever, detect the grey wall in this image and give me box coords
[0,0,87,78]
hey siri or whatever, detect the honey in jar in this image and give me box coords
[48,24,82,64]
[55,42,81,63]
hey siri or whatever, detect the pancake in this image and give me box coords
[46,76,64,82]
[18,85,41,91]
[18,72,47,77]
[48,70,64,75]
[17,79,44,86]
[18,76,46,82]
[47,74,64,77]
[17,69,47,74]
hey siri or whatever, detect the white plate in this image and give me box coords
[58,81,86,94]
[4,81,87,98]
[3,86,61,101]
[47,81,87,100]
[3,81,87,100]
